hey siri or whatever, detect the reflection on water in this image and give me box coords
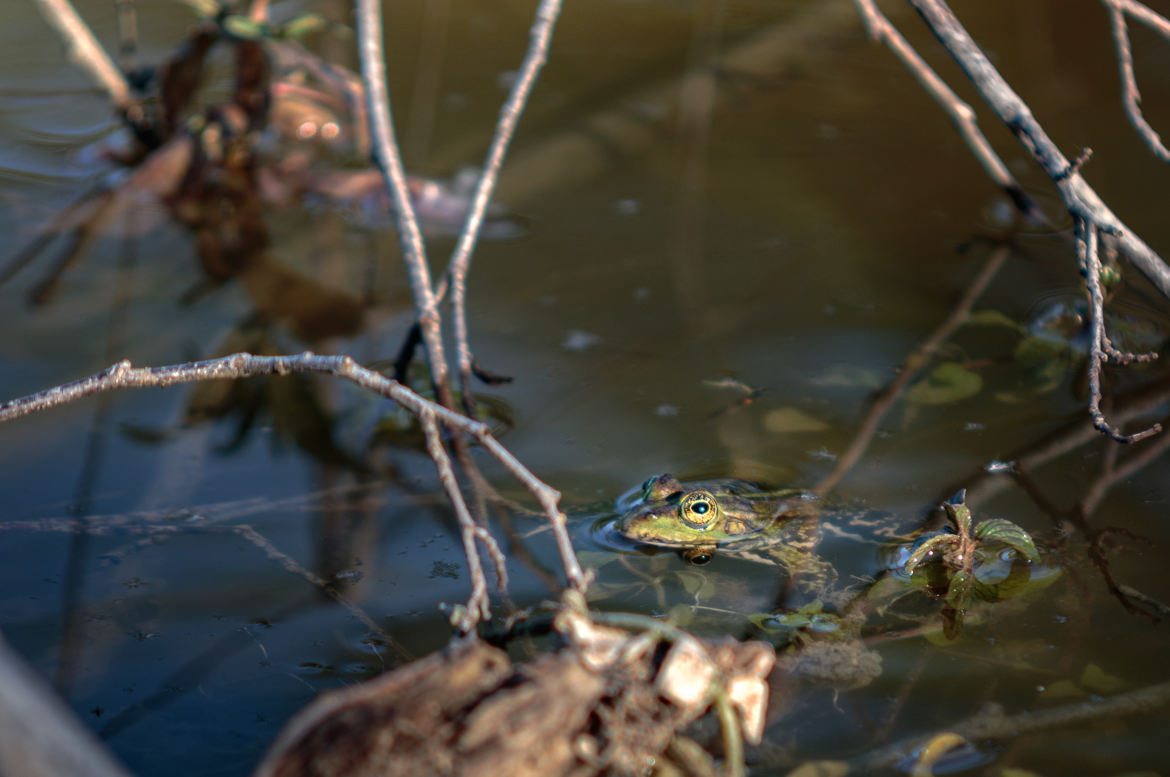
[2,1,1170,776]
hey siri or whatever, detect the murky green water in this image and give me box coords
[2,1,1170,775]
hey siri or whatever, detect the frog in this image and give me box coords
[615,473,838,595]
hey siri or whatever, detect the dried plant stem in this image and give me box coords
[354,0,452,407]
[33,0,132,111]
[1104,0,1170,161]
[419,408,507,632]
[1076,219,1161,443]
[0,352,587,608]
[853,0,1047,224]
[447,0,563,409]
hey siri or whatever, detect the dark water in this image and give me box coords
[2,1,1170,775]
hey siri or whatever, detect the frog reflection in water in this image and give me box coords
[616,474,838,594]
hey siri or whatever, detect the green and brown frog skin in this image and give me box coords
[615,474,838,595]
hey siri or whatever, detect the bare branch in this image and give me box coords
[419,407,504,632]
[0,632,135,777]
[354,0,452,403]
[33,0,132,111]
[447,0,563,410]
[853,0,1049,225]
[908,0,1170,302]
[1077,220,1163,443]
[1104,0,1170,161]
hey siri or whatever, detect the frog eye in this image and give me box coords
[679,491,718,528]
[682,548,714,566]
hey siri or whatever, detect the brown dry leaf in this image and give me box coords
[727,676,769,745]
[656,636,716,709]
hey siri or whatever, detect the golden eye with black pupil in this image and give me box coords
[679,491,718,528]
[682,548,714,565]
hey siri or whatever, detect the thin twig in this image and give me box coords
[33,0,132,111]
[448,0,564,413]
[1081,427,1170,516]
[418,407,505,632]
[1104,0,1170,161]
[853,0,1049,225]
[354,0,453,408]
[1077,218,1162,442]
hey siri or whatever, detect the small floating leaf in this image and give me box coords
[906,362,983,405]
[974,519,1039,562]
[1081,663,1127,693]
[1014,334,1072,366]
[809,365,884,389]
[764,407,829,433]
[967,309,1021,329]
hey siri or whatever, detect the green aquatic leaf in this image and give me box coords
[279,13,327,39]
[974,518,1040,562]
[1013,334,1074,366]
[946,570,973,611]
[904,534,955,572]
[906,362,983,405]
[942,493,974,537]
[866,574,920,609]
[748,612,801,633]
[809,364,884,389]
[970,574,999,603]
[1081,663,1127,693]
[967,309,1022,330]
[763,407,829,433]
[222,14,266,40]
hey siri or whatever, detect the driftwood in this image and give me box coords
[0,633,134,777]
[254,609,775,777]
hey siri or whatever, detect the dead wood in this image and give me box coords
[254,625,775,777]
[0,632,134,777]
